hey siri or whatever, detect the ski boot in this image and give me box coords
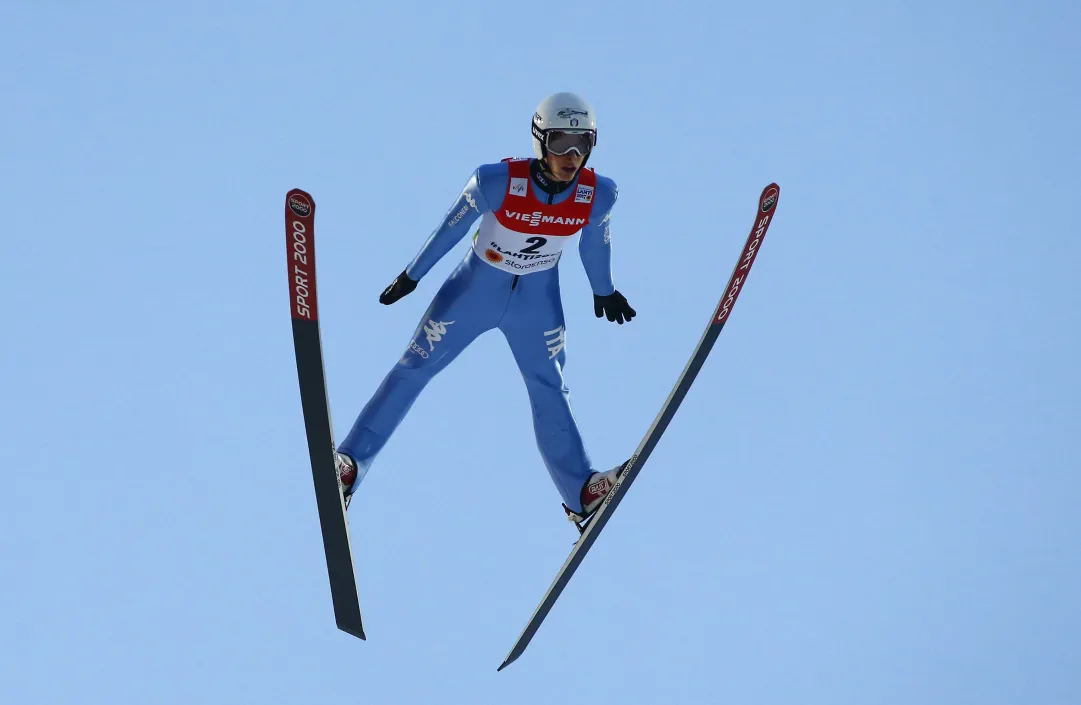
[563,460,629,533]
[335,451,359,508]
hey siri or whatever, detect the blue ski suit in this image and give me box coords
[338,157,624,514]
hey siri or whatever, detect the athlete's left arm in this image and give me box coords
[577,175,618,296]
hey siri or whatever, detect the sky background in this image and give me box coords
[3,0,1080,703]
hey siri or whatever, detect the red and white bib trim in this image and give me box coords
[472,158,596,274]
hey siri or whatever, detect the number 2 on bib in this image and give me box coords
[520,237,547,254]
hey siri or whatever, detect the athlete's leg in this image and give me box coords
[498,266,597,513]
[339,253,506,487]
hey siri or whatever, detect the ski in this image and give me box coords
[285,188,366,640]
[498,182,781,671]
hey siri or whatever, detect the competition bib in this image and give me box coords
[472,158,596,275]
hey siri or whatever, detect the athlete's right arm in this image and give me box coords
[403,163,508,280]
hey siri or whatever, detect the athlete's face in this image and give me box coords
[545,151,585,181]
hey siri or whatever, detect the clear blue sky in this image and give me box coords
[4,1,1079,703]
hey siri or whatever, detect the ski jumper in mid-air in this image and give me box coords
[334,92,636,524]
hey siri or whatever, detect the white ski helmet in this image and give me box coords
[531,92,597,164]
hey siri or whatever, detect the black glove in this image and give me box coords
[379,269,418,305]
[594,290,636,324]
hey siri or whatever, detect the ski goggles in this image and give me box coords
[543,129,595,156]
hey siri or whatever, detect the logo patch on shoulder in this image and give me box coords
[574,184,594,203]
[509,177,528,196]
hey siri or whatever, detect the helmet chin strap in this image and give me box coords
[540,150,590,184]
[540,158,565,181]
[532,157,577,195]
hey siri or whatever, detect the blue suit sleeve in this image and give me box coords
[578,175,618,296]
[404,168,489,280]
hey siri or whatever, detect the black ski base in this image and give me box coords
[286,187,366,641]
